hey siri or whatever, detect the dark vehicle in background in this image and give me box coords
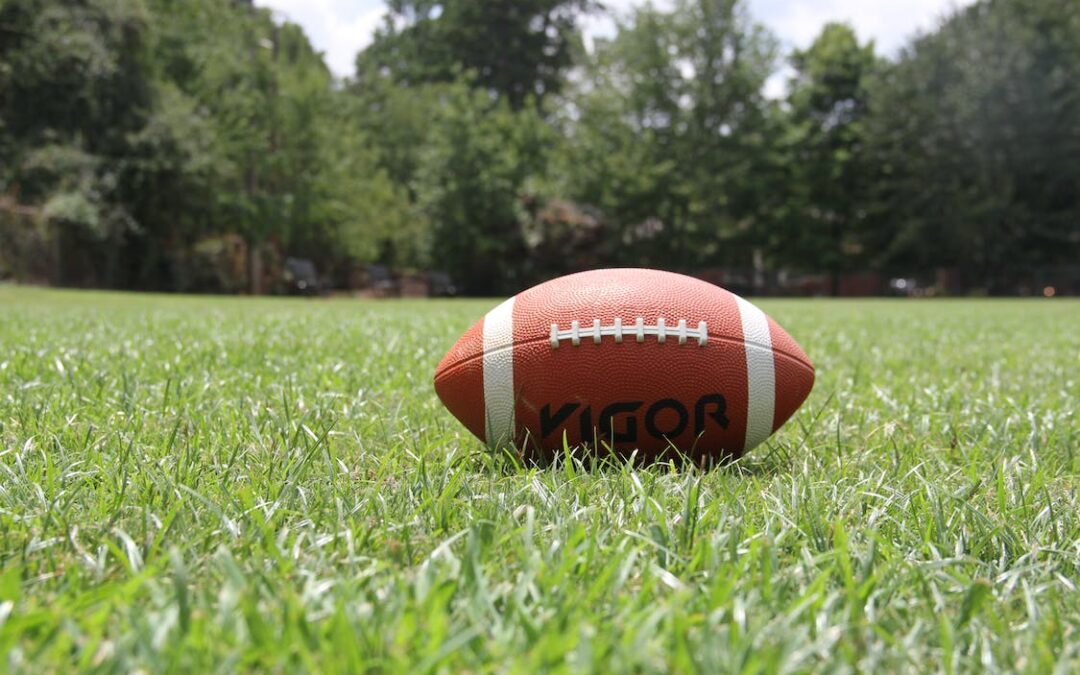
[427,272,457,297]
[284,257,320,296]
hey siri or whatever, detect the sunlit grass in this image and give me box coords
[1,286,1077,671]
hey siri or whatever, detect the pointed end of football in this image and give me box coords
[768,318,815,433]
[434,320,488,444]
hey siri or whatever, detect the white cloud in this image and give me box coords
[259,0,386,77]
[578,0,674,49]
[753,0,974,55]
[755,0,975,98]
[258,0,976,78]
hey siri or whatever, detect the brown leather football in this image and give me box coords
[434,268,814,462]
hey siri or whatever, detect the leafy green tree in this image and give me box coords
[309,97,424,268]
[356,0,594,110]
[554,0,777,273]
[552,61,683,267]
[1,0,393,291]
[780,23,879,294]
[867,0,1080,291]
[146,0,357,290]
[5,0,1078,297]
[354,1,454,88]
[0,0,155,285]
[674,0,779,269]
[414,82,550,294]
[347,74,445,194]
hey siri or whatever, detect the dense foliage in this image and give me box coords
[1,0,1077,294]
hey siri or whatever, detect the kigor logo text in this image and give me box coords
[540,393,730,442]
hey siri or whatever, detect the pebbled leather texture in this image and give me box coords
[434,268,814,463]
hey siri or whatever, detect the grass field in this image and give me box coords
[0,286,1077,672]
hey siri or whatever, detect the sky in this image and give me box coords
[259,0,974,81]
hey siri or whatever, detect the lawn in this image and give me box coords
[0,286,1077,672]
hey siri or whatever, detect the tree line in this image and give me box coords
[1,0,1077,295]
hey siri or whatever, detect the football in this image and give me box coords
[434,268,815,463]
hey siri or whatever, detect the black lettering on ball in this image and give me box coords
[541,402,579,438]
[644,398,688,439]
[695,393,729,434]
[599,401,643,443]
[578,405,593,445]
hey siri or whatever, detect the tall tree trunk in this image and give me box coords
[104,230,120,289]
[248,239,262,295]
[52,222,64,287]
[245,155,262,295]
[830,218,841,297]
[752,248,765,294]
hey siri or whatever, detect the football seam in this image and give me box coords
[433,334,813,383]
[549,318,710,347]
